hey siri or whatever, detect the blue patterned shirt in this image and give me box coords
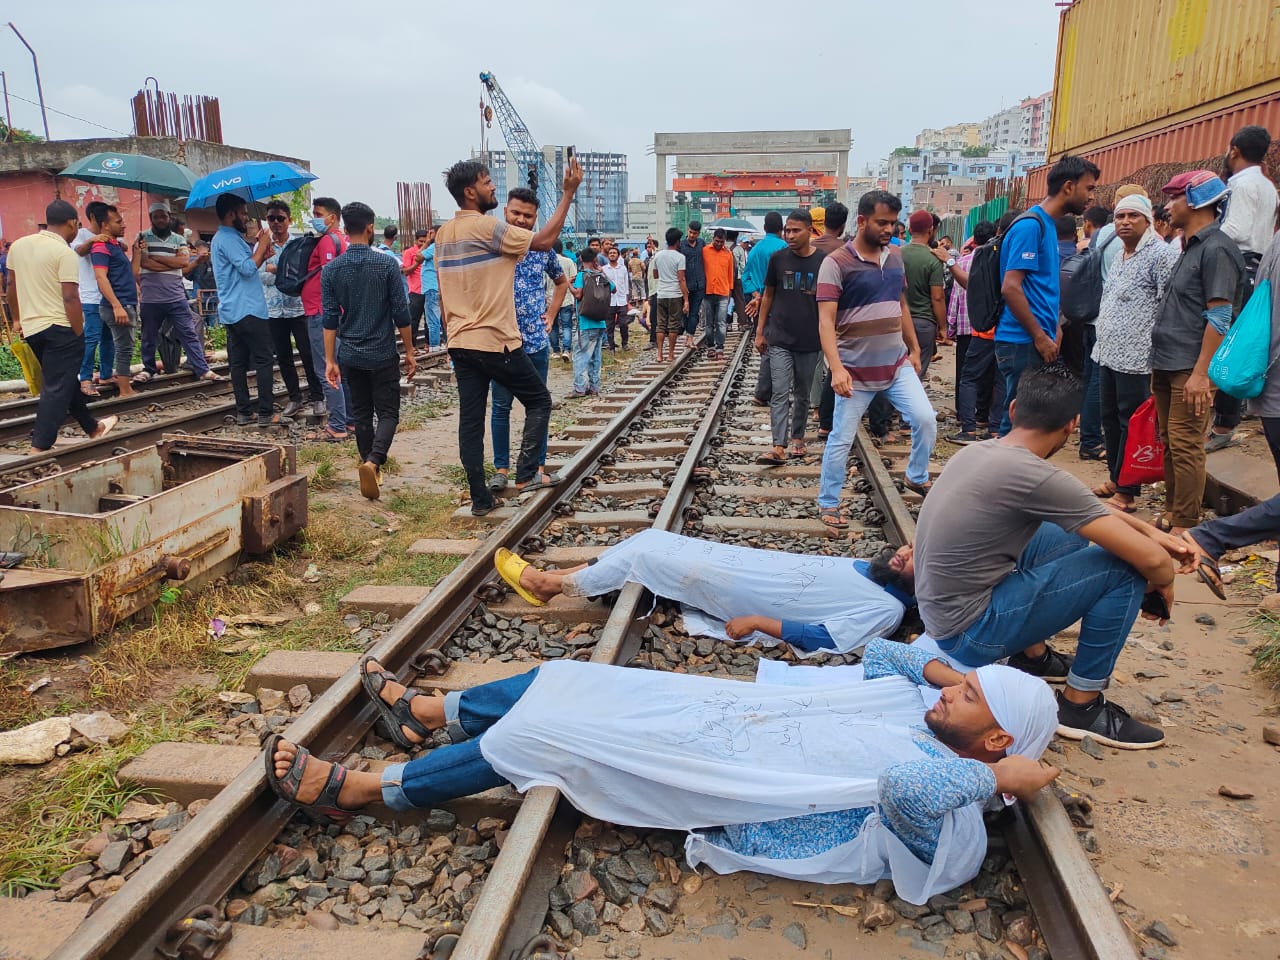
[704,639,996,863]
[513,249,563,354]
[261,240,304,320]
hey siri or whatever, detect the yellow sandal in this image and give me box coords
[494,548,546,606]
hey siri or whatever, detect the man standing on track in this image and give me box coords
[436,156,581,516]
[755,209,825,466]
[701,229,735,359]
[488,187,569,494]
[744,212,788,405]
[679,221,706,350]
[602,245,631,351]
[651,228,689,363]
[211,194,277,427]
[402,228,430,346]
[814,190,935,528]
[5,200,118,454]
[133,201,221,385]
[262,199,323,420]
[303,197,351,440]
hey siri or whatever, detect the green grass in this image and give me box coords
[1253,611,1280,689]
[0,344,21,381]
[398,400,451,431]
[0,691,218,895]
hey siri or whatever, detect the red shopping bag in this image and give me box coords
[1118,397,1165,487]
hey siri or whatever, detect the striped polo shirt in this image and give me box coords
[816,240,908,391]
[435,211,533,352]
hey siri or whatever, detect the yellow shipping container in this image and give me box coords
[1050,0,1280,155]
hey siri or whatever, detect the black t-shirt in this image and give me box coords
[763,247,825,351]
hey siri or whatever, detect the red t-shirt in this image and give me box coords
[402,246,422,295]
[301,232,346,316]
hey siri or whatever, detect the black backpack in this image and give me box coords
[1060,231,1118,324]
[966,212,1045,334]
[578,270,612,320]
[275,233,337,297]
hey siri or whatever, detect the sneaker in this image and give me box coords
[1007,645,1074,682]
[947,431,980,445]
[281,400,303,419]
[1055,691,1165,750]
[564,390,587,399]
[1078,445,1105,461]
[235,413,253,426]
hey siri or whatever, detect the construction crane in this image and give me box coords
[479,71,573,232]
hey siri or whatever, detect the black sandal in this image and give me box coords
[262,734,356,825]
[360,657,432,750]
[1195,555,1227,601]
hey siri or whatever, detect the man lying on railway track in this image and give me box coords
[265,639,1058,904]
[492,528,915,657]
[914,364,1191,751]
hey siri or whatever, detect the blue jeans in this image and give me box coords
[817,363,936,507]
[573,325,605,393]
[307,313,353,433]
[78,303,115,382]
[423,290,442,347]
[684,287,705,336]
[935,522,1145,691]
[551,306,574,353]
[492,345,550,469]
[381,669,539,811]
[703,295,728,349]
[1079,324,1103,451]
[994,340,1044,436]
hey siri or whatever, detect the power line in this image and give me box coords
[3,91,130,136]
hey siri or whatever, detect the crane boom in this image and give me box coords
[479,71,571,231]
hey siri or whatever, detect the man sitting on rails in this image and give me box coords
[494,528,916,657]
[265,639,1059,904]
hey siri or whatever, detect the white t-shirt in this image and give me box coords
[74,227,102,305]
[652,248,687,298]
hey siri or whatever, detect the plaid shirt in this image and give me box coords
[945,251,975,338]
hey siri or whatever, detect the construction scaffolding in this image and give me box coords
[131,84,222,143]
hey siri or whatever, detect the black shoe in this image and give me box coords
[947,431,980,445]
[1055,691,1165,750]
[1079,446,1106,461]
[235,413,253,426]
[1007,645,1073,682]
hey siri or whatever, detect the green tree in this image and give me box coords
[286,187,311,227]
[891,146,921,157]
[0,119,42,143]
[961,145,992,158]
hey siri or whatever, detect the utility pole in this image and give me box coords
[8,23,50,141]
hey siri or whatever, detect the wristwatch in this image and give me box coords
[946,256,958,268]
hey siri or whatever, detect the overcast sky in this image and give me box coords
[4,2,1061,216]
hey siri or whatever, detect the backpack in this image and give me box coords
[966,212,1045,334]
[578,270,612,320]
[1059,231,1117,325]
[275,233,337,297]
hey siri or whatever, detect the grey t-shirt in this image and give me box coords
[914,441,1109,638]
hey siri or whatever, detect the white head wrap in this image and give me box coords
[1113,193,1153,222]
[974,665,1058,759]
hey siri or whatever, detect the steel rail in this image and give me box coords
[452,332,752,960]
[0,351,451,441]
[853,429,1138,960]
[45,346,704,960]
[0,353,451,487]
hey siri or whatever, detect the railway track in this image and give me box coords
[33,333,1137,960]
[0,348,452,489]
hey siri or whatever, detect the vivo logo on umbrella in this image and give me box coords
[211,177,243,189]
[101,158,124,170]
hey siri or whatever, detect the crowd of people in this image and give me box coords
[7,125,1279,907]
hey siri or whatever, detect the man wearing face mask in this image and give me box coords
[303,198,352,440]
[211,194,277,425]
[133,201,222,384]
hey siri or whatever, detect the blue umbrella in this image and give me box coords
[185,160,318,209]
